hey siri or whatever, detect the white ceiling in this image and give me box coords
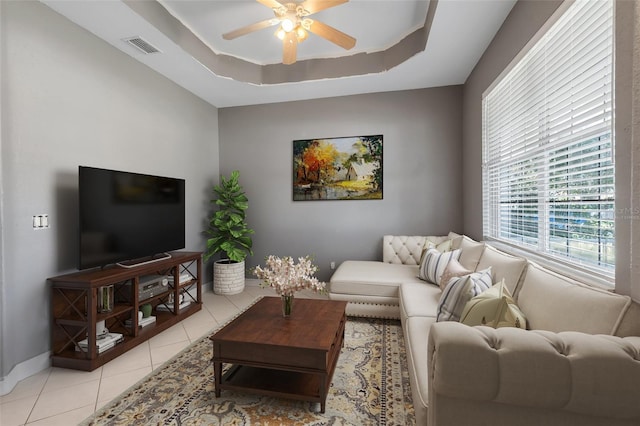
[161,0,431,64]
[41,0,516,108]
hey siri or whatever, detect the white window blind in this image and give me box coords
[482,0,614,277]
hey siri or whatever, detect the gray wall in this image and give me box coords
[462,0,564,240]
[0,1,219,381]
[462,0,639,301]
[219,87,463,282]
[624,0,640,302]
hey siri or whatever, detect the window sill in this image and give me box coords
[484,238,615,291]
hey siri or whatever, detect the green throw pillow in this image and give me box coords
[460,279,527,329]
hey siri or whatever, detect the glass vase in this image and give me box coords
[281,294,294,317]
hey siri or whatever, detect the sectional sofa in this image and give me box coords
[329,234,640,426]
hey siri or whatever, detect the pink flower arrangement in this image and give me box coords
[253,255,326,296]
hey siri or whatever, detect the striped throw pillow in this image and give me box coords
[437,267,493,322]
[418,248,461,285]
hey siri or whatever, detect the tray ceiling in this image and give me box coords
[40,0,516,108]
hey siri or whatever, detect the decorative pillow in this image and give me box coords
[428,238,453,253]
[418,248,461,285]
[439,258,472,291]
[460,279,527,329]
[437,267,493,322]
[419,238,453,265]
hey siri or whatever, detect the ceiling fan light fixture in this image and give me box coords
[281,18,295,32]
[296,26,308,42]
[226,0,355,65]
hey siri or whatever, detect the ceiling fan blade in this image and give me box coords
[257,0,285,11]
[283,32,298,65]
[308,20,355,50]
[301,0,348,14]
[222,18,280,40]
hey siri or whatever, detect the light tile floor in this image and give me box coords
[0,282,328,426]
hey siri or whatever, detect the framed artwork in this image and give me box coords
[293,135,383,201]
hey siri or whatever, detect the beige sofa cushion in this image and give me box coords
[403,315,436,425]
[455,235,485,271]
[429,322,640,420]
[616,300,640,337]
[330,260,423,298]
[399,282,441,318]
[518,262,631,335]
[476,245,527,295]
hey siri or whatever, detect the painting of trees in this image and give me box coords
[298,140,339,183]
[293,135,383,201]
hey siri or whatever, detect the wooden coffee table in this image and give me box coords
[210,297,347,413]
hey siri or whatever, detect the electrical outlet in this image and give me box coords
[33,214,50,230]
[330,261,336,270]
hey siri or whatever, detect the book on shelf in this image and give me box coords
[167,273,193,285]
[156,300,192,312]
[76,332,124,353]
[125,315,156,328]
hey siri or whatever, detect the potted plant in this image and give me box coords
[204,170,254,295]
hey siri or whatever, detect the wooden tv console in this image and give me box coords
[48,251,202,371]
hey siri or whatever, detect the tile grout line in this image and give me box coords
[10,290,271,424]
[23,368,53,425]
[96,365,106,413]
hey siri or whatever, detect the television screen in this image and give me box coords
[79,166,185,270]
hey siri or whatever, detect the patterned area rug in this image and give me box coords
[81,315,415,425]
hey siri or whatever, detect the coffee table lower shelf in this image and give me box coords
[217,364,326,411]
[210,297,347,414]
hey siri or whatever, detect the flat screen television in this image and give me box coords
[78,166,185,270]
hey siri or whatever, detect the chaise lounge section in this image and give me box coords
[329,234,640,425]
[328,235,445,319]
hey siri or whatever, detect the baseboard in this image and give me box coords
[0,279,258,396]
[244,278,260,286]
[0,351,51,396]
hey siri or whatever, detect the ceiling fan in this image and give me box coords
[222,0,356,65]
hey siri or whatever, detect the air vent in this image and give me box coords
[123,37,161,54]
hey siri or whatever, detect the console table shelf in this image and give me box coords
[48,251,202,371]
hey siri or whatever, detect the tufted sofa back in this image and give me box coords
[383,235,429,264]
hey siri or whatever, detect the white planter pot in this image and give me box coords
[213,259,245,295]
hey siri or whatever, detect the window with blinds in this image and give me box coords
[482,0,614,277]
